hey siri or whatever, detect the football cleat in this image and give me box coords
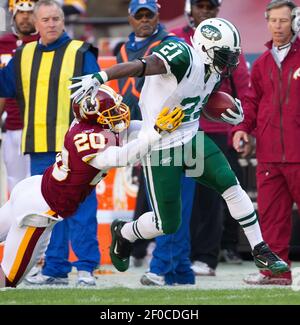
[252,241,289,274]
[109,219,132,272]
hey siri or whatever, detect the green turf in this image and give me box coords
[0,288,300,305]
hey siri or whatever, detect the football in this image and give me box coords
[202,91,237,123]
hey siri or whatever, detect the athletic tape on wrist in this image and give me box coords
[94,71,108,84]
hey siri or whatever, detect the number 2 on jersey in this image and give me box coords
[74,133,106,152]
[159,42,183,61]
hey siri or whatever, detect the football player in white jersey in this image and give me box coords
[70,18,289,275]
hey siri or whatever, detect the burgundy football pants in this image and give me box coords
[256,163,300,266]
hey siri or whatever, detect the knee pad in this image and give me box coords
[214,166,238,193]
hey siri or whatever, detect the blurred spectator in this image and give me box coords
[0,0,38,193]
[56,0,87,38]
[233,0,300,285]
[171,0,250,276]
[0,0,101,286]
[58,0,86,16]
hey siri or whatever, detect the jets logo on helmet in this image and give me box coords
[201,25,222,41]
[191,17,241,77]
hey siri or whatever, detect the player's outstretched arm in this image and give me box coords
[88,106,184,170]
[69,55,167,103]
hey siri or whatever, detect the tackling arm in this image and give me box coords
[87,106,184,169]
[88,127,161,170]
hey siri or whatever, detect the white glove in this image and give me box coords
[220,98,244,125]
[68,71,108,103]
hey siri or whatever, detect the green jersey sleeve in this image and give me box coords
[153,40,192,84]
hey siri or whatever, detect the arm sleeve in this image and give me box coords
[0,58,17,98]
[83,50,100,75]
[152,40,191,83]
[88,127,161,170]
[116,120,143,147]
[126,120,143,137]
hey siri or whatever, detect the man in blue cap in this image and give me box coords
[128,0,159,16]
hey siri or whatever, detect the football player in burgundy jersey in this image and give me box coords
[0,84,184,287]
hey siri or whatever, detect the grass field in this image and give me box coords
[0,287,299,305]
[0,262,300,305]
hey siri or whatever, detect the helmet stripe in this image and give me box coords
[216,18,241,47]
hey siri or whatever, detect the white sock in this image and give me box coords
[222,185,263,250]
[121,211,163,242]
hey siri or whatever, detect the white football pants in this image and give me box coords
[0,175,60,287]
